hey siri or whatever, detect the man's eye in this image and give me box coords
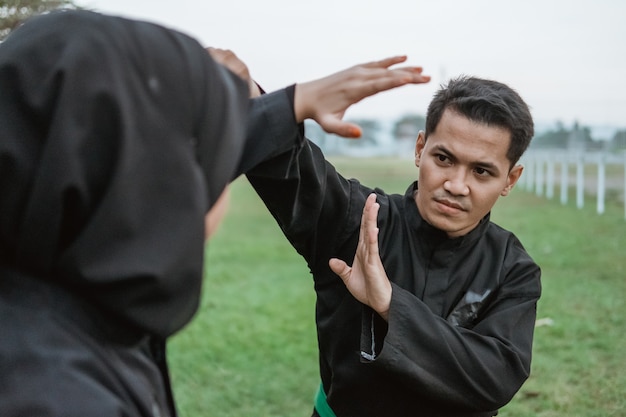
[475,167,490,176]
[436,154,448,163]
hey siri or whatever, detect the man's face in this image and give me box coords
[414,109,523,238]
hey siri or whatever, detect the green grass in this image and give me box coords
[168,157,626,416]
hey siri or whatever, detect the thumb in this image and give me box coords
[329,258,351,282]
[318,117,362,139]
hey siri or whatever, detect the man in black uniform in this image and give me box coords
[247,76,541,417]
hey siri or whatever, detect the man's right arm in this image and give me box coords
[235,87,303,177]
[246,138,354,268]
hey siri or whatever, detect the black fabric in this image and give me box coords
[0,9,302,417]
[0,9,251,337]
[248,139,541,417]
[0,266,171,416]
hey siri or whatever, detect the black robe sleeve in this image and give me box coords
[236,85,303,178]
[363,255,540,410]
[247,138,360,268]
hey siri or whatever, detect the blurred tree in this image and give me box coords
[1,0,81,41]
[531,122,570,148]
[391,114,424,156]
[610,129,626,151]
[568,122,596,151]
[392,114,425,141]
[532,121,602,151]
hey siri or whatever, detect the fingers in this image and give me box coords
[206,47,251,81]
[362,194,380,257]
[207,47,260,98]
[356,56,430,90]
[361,55,408,69]
[329,65,429,112]
[357,69,431,98]
[294,55,430,137]
[359,193,376,242]
[357,193,392,320]
[333,193,391,320]
[206,47,236,66]
[317,115,362,138]
[358,193,379,262]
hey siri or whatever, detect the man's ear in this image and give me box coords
[415,131,426,168]
[501,164,523,196]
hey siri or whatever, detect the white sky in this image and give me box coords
[79,0,626,130]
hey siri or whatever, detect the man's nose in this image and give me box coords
[443,170,470,196]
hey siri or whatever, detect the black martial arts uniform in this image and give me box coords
[247,139,542,417]
[0,10,300,417]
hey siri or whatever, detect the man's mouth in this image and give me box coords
[434,197,465,212]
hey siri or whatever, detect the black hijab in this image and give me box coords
[0,10,250,337]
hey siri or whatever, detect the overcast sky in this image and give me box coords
[78,0,626,130]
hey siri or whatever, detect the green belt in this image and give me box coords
[314,382,337,417]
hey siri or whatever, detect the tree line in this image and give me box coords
[531,121,626,152]
[1,0,80,41]
[3,1,625,155]
[307,115,626,155]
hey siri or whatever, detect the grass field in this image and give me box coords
[168,157,626,417]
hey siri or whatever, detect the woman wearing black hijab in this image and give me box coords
[0,10,429,417]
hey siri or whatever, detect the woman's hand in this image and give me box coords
[207,47,261,98]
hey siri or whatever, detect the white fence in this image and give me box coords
[519,150,626,219]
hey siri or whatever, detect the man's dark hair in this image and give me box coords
[425,76,534,167]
